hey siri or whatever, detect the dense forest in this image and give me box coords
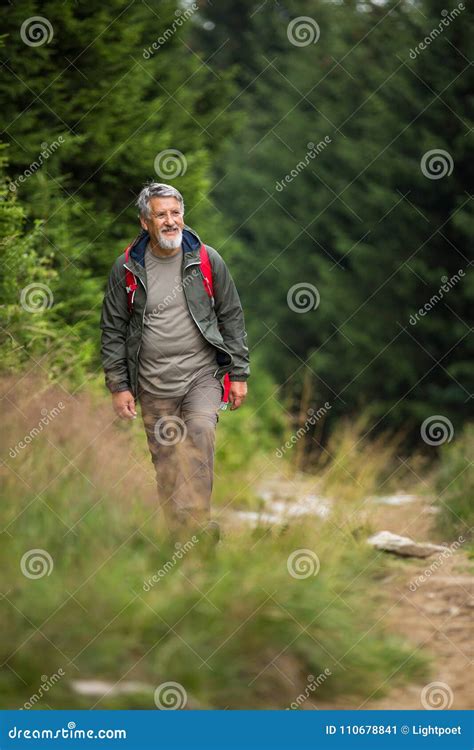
[1,0,472,440]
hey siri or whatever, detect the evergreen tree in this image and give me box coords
[1,0,237,273]
[193,0,473,434]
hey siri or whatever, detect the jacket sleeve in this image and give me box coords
[100,257,131,393]
[207,246,250,381]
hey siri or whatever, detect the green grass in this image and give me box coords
[434,423,474,546]
[213,359,288,509]
[0,377,428,709]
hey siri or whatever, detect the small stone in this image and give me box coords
[370,493,419,506]
[367,530,447,558]
[70,679,151,696]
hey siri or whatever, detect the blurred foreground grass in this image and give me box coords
[434,424,474,553]
[0,377,429,709]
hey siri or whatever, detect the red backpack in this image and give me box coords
[124,243,231,407]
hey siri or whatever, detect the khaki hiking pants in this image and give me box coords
[138,370,223,535]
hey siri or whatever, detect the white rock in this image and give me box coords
[370,493,419,506]
[70,679,151,697]
[367,530,447,558]
[230,494,332,527]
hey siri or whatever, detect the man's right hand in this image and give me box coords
[112,390,137,420]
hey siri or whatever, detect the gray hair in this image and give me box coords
[136,182,184,218]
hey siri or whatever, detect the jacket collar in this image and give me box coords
[128,225,202,270]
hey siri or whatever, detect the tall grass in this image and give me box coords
[1,377,427,709]
[213,360,288,509]
[433,424,473,545]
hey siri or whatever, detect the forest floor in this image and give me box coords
[222,473,473,710]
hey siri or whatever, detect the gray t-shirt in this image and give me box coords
[138,244,217,397]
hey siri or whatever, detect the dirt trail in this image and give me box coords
[355,558,473,710]
[226,474,473,710]
[354,493,472,710]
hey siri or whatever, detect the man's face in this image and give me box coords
[140,196,185,249]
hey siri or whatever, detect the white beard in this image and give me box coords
[157,227,183,250]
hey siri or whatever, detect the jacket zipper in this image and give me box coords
[124,263,147,391]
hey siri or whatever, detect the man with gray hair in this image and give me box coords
[100,183,250,544]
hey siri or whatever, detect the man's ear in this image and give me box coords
[139,214,148,232]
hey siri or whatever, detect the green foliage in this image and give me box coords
[0,148,54,369]
[0,146,101,381]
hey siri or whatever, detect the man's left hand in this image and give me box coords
[229,381,248,410]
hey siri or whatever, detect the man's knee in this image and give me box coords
[184,415,217,453]
[184,412,218,433]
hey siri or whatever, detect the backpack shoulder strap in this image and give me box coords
[199,244,214,301]
[199,243,232,404]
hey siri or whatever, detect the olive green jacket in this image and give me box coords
[100,225,250,397]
